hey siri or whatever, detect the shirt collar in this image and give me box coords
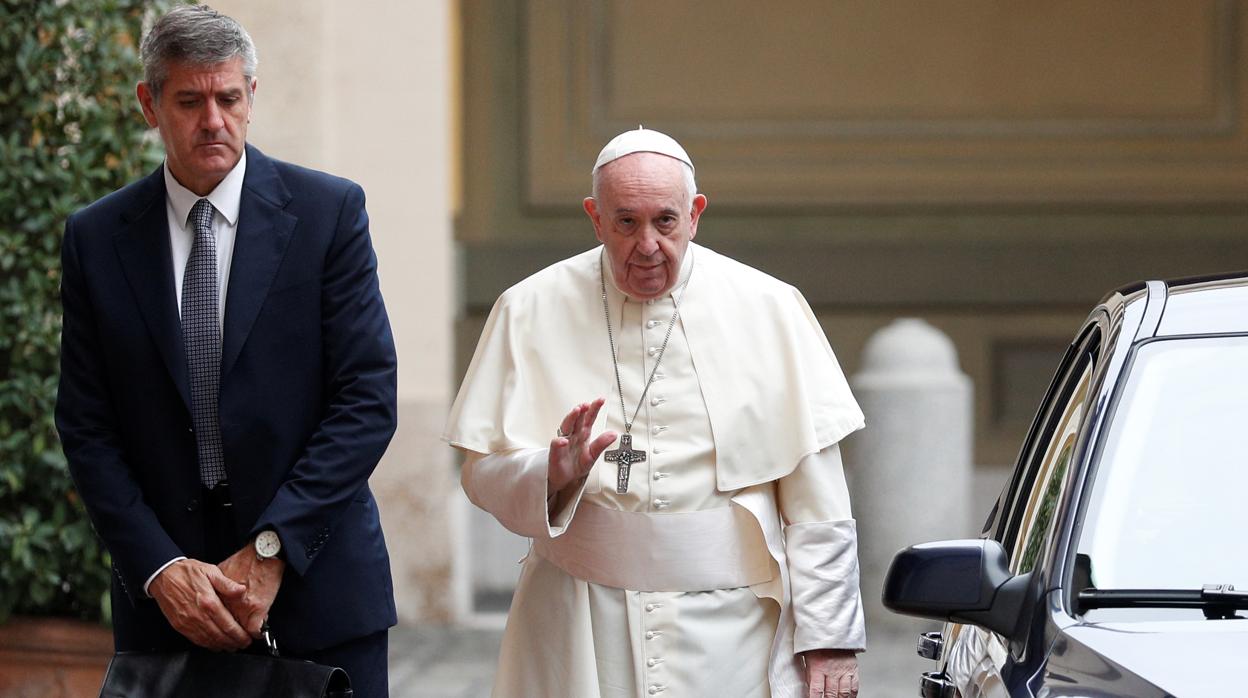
[163,149,247,228]
[601,242,696,302]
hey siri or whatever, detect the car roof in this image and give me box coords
[1100,270,1248,338]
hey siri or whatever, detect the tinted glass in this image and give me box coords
[998,326,1099,573]
[1010,361,1092,575]
[1076,336,1248,596]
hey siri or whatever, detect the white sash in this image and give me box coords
[531,502,776,592]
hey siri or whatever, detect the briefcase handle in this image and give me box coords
[260,619,280,657]
[259,620,353,697]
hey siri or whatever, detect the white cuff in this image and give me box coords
[785,519,866,653]
[143,556,187,597]
[461,448,591,539]
[548,473,590,537]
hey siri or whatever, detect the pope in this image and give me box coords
[446,128,866,697]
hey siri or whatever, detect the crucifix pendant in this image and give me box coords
[603,433,646,494]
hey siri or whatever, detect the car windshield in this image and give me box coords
[1075,335,1248,620]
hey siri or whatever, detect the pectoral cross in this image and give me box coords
[604,433,646,494]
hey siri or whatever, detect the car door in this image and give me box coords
[940,323,1103,697]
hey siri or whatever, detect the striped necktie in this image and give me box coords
[183,198,226,488]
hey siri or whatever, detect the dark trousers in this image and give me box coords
[203,482,239,562]
[304,630,389,698]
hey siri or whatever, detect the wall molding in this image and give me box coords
[524,0,1248,207]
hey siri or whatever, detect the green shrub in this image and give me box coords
[0,0,170,624]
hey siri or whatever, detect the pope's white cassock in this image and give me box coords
[445,240,867,697]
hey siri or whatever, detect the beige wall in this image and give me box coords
[524,0,1248,208]
[212,0,457,622]
[461,0,1248,472]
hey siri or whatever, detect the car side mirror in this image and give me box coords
[882,539,1031,638]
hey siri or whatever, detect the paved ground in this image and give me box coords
[389,625,502,698]
[388,622,934,697]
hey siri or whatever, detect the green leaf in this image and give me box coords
[0,0,174,626]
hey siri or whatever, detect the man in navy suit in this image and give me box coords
[55,5,397,695]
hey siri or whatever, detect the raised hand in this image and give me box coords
[148,558,251,651]
[548,398,617,493]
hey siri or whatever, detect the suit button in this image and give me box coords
[186,498,199,512]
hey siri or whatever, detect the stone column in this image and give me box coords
[844,318,973,634]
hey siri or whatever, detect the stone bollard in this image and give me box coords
[844,318,973,636]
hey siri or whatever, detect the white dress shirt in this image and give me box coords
[164,150,245,324]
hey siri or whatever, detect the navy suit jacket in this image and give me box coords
[55,145,398,653]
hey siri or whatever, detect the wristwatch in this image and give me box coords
[254,530,282,562]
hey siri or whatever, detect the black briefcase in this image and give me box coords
[98,629,351,698]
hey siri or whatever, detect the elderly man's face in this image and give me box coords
[137,57,254,196]
[583,153,707,300]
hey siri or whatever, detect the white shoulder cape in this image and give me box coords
[444,243,864,490]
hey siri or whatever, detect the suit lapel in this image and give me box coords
[112,168,192,411]
[222,145,296,378]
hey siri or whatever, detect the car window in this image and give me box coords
[999,327,1100,574]
[1076,335,1248,596]
[1011,361,1092,575]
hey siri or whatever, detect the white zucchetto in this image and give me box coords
[592,126,695,174]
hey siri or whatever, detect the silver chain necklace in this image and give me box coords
[600,252,692,494]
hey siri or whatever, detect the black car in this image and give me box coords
[882,273,1248,697]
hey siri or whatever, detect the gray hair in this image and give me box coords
[140,4,257,101]
[591,158,697,209]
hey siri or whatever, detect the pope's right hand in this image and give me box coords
[148,558,251,651]
[548,398,617,493]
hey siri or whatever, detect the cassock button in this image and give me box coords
[645,630,660,639]
[653,472,666,481]
[648,686,664,695]
[186,498,199,512]
[647,658,660,667]
[650,396,665,406]
[652,425,667,435]
[646,319,661,329]
[653,499,669,509]
[647,346,659,357]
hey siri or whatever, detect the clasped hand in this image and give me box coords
[149,542,285,652]
[548,397,618,494]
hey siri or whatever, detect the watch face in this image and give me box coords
[256,530,281,558]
